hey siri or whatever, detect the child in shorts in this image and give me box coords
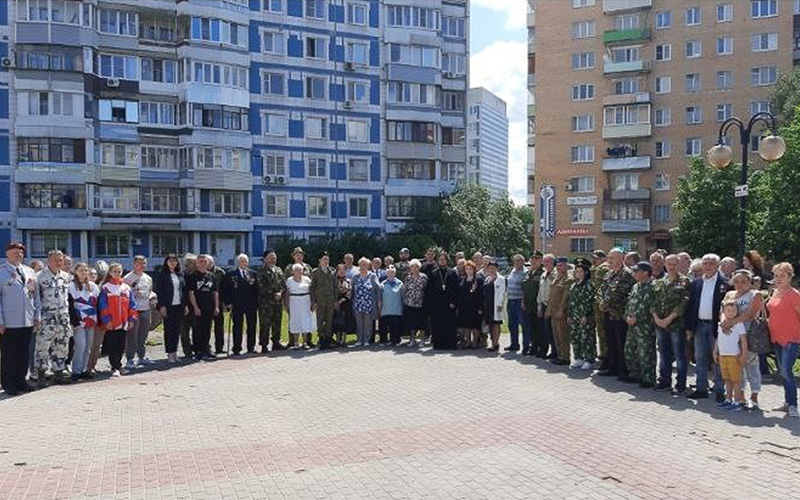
[714,301,749,411]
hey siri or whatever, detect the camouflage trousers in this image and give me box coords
[552,315,570,363]
[35,314,73,373]
[570,318,597,362]
[625,325,656,384]
[259,304,283,348]
[594,304,607,359]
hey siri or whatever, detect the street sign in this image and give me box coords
[540,184,556,239]
[556,228,590,236]
[734,184,748,198]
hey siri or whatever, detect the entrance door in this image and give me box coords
[213,237,237,268]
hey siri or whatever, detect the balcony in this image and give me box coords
[603,123,652,139]
[603,92,650,106]
[602,219,651,233]
[604,59,651,75]
[603,0,653,13]
[607,188,651,201]
[528,74,536,87]
[603,28,651,45]
[528,38,536,54]
[602,155,651,171]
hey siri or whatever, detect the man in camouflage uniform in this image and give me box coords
[651,254,691,393]
[536,254,557,359]
[566,258,596,368]
[310,251,336,349]
[590,250,610,369]
[35,250,73,386]
[597,248,635,379]
[285,247,312,278]
[395,248,411,283]
[548,257,573,366]
[208,256,227,354]
[624,262,656,387]
[521,251,544,357]
[258,249,286,352]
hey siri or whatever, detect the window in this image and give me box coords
[98,10,137,36]
[442,53,466,75]
[306,76,327,99]
[388,160,436,180]
[751,0,777,18]
[98,143,138,168]
[572,0,595,7]
[140,101,176,126]
[388,121,437,143]
[685,106,702,124]
[717,70,733,90]
[141,188,182,213]
[685,6,701,25]
[386,196,435,219]
[195,148,247,171]
[717,3,733,22]
[20,184,86,209]
[262,72,285,95]
[571,84,595,101]
[571,52,595,70]
[191,62,248,89]
[140,14,177,42]
[99,99,138,123]
[572,114,594,132]
[685,73,702,92]
[388,82,438,105]
[349,159,369,181]
[17,47,81,71]
[18,138,84,163]
[190,104,249,131]
[347,3,367,25]
[262,31,285,54]
[572,176,595,193]
[140,146,180,170]
[152,234,189,258]
[571,207,594,225]
[308,196,328,217]
[94,234,130,258]
[346,42,369,65]
[262,0,283,13]
[347,120,369,142]
[751,66,777,86]
[655,141,671,158]
[387,6,441,30]
[29,233,69,257]
[305,0,325,19]
[190,17,247,47]
[654,108,671,126]
[717,103,733,123]
[306,116,327,139]
[655,11,671,29]
[610,46,640,63]
[612,173,639,191]
[716,37,733,55]
[442,127,466,145]
[308,157,327,178]
[615,13,640,30]
[141,58,175,83]
[442,91,464,111]
[572,20,596,39]
[97,54,139,80]
[750,100,771,115]
[349,198,368,218]
[571,238,596,254]
[606,203,644,220]
[655,76,671,94]
[603,104,651,126]
[613,238,639,252]
[752,33,779,52]
[209,192,245,215]
[24,92,74,117]
[685,138,702,156]
[654,173,670,191]
[265,194,288,216]
[390,44,440,67]
[685,40,701,58]
[441,162,466,183]
[655,44,672,61]
[654,205,672,223]
[442,17,465,38]
[571,145,595,163]
[613,78,639,95]
[262,113,286,136]
[95,187,139,211]
[263,154,286,176]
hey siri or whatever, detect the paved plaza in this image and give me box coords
[0,338,799,500]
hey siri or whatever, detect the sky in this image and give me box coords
[469,0,528,205]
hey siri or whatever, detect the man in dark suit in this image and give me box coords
[684,254,731,401]
[221,253,259,355]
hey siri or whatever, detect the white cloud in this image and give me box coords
[470,40,529,204]
[472,0,528,30]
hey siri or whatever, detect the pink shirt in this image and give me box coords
[767,288,800,346]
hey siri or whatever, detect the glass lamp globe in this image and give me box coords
[707,143,733,170]
[758,135,787,162]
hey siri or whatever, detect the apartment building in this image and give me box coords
[467,86,508,199]
[0,0,470,266]
[528,0,796,256]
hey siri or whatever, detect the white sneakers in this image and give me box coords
[580,361,594,370]
[569,359,584,369]
[789,406,799,418]
[111,370,122,377]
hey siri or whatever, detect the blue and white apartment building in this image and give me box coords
[0,0,469,267]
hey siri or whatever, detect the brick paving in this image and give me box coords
[1,337,799,500]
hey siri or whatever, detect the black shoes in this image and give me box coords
[686,390,709,399]
[639,381,655,389]
[653,383,672,392]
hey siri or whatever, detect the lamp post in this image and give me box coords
[707,112,786,264]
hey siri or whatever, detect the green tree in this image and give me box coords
[672,157,740,257]
[771,68,800,126]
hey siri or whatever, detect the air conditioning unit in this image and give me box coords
[344,61,355,71]
[343,100,353,109]
[130,237,143,246]
[277,176,285,185]
[1,57,13,68]
[106,78,120,88]
[264,175,272,184]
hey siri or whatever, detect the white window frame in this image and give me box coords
[307,195,328,218]
[265,194,288,217]
[308,157,327,179]
[349,197,368,218]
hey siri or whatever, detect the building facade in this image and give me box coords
[467,86,508,199]
[529,0,796,256]
[1,0,469,267]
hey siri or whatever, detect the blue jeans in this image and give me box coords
[775,342,799,408]
[507,299,529,348]
[657,328,687,391]
[693,321,723,395]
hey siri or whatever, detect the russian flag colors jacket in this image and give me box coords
[98,278,138,331]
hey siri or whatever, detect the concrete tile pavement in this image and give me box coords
[0,338,798,500]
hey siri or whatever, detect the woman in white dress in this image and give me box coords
[285,263,316,349]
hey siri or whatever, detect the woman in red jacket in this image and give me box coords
[98,263,138,376]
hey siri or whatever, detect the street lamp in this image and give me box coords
[707,112,786,264]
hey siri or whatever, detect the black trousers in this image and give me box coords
[231,306,257,353]
[163,305,184,354]
[105,329,127,371]
[1,327,32,392]
[194,312,213,356]
[531,313,549,356]
[380,315,403,344]
[180,314,194,357]
[213,310,225,353]
[605,317,629,376]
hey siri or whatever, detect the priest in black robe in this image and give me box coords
[427,251,460,350]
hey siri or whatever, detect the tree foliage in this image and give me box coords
[771,67,800,126]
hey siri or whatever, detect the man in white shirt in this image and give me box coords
[124,256,154,369]
[536,254,556,359]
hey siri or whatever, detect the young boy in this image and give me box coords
[714,300,749,411]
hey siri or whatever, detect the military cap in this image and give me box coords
[574,258,592,272]
[262,248,276,258]
[531,250,544,259]
[400,247,410,254]
[291,247,305,256]
[591,249,607,259]
[318,251,329,260]
[633,261,653,274]
[6,241,25,252]
[555,256,569,264]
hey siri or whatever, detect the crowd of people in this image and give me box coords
[0,241,798,420]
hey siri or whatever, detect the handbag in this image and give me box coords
[747,295,772,354]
